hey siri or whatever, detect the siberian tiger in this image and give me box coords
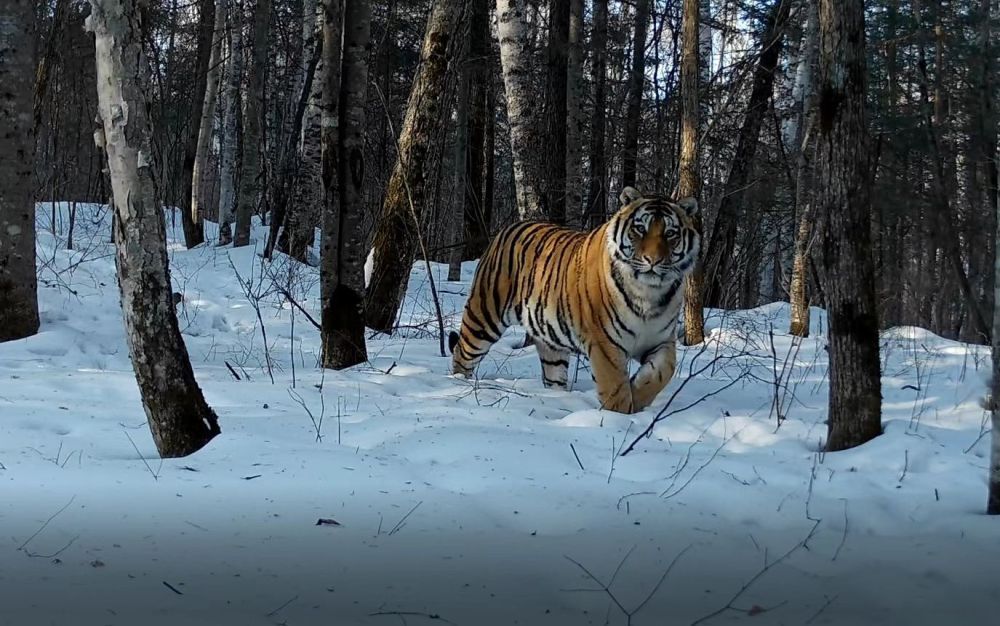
[448,187,701,414]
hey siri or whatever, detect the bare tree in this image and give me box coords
[87,0,220,457]
[178,0,217,249]
[233,0,271,248]
[0,0,40,343]
[365,0,464,333]
[585,0,609,227]
[462,0,493,258]
[544,0,569,223]
[991,179,1000,513]
[680,0,704,346]
[320,0,368,369]
[565,0,585,227]
[496,0,545,219]
[813,0,881,452]
[621,0,651,190]
[191,1,225,240]
[216,0,243,246]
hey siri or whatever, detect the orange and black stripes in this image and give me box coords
[449,187,702,414]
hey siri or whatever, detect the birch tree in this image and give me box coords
[365,0,464,333]
[496,0,545,219]
[233,0,270,248]
[320,0,368,369]
[813,0,881,452]
[216,0,243,246]
[86,0,220,457]
[0,0,39,343]
[191,1,225,240]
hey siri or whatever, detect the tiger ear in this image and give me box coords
[675,196,699,218]
[619,186,643,206]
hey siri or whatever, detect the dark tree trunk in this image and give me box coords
[0,0,40,343]
[544,0,568,223]
[700,0,792,308]
[88,0,220,457]
[679,0,704,346]
[585,0,609,227]
[233,0,270,248]
[365,0,464,333]
[463,0,491,259]
[178,0,215,249]
[813,0,882,452]
[621,0,651,190]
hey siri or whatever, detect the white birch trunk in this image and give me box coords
[86,0,220,457]
[495,0,544,219]
[217,0,243,245]
[191,1,225,235]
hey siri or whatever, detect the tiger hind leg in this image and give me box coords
[449,306,509,378]
[536,342,571,390]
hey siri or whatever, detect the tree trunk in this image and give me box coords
[496,0,545,219]
[990,155,1000,513]
[621,0,651,190]
[233,0,270,248]
[564,0,584,228]
[462,0,492,258]
[789,0,819,337]
[365,0,464,333]
[191,1,225,239]
[813,0,881,452]
[680,0,704,346]
[217,0,243,246]
[178,0,215,248]
[86,0,220,457]
[544,0,569,223]
[320,0,369,369]
[584,0,609,227]
[700,0,792,308]
[0,0,40,343]
[447,26,471,283]
[280,0,323,261]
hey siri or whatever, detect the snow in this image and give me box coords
[1,202,998,625]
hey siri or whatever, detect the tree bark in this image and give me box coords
[320,0,369,369]
[280,0,323,261]
[86,0,220,457]
[365,0,464,333]
[447,25,471,283]
[216,0,243,246]
[680,0,704,346]
[564,0,584,228]
[191,1,225,239]
[462,0,492,258]
[233,0,270,248]
[813,0,881,452]
[495,0,545,219]
[789,0,819,337]
[0,0,40,343]
[991,147,1000,512]
[544,0,569,223]
[621,0,651,190]
[700,0,792,308]
[178,0,215,248]
[585,0,609,227]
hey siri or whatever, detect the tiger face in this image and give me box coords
[608,187,701,286]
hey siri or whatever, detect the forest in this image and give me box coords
[1,1,1000,624]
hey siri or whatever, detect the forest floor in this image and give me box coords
[1,203,998,626]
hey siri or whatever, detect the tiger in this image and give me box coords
[448,186,701,414]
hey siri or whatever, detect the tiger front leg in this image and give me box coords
[631,341,678,412]
[588,343,634,414]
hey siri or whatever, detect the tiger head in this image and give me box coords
[607,186,701,286]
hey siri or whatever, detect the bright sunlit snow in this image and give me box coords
[1,203,998,625]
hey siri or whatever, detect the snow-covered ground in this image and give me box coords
[1,203,998,625]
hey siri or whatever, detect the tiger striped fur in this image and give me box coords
[448,187,701,414]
